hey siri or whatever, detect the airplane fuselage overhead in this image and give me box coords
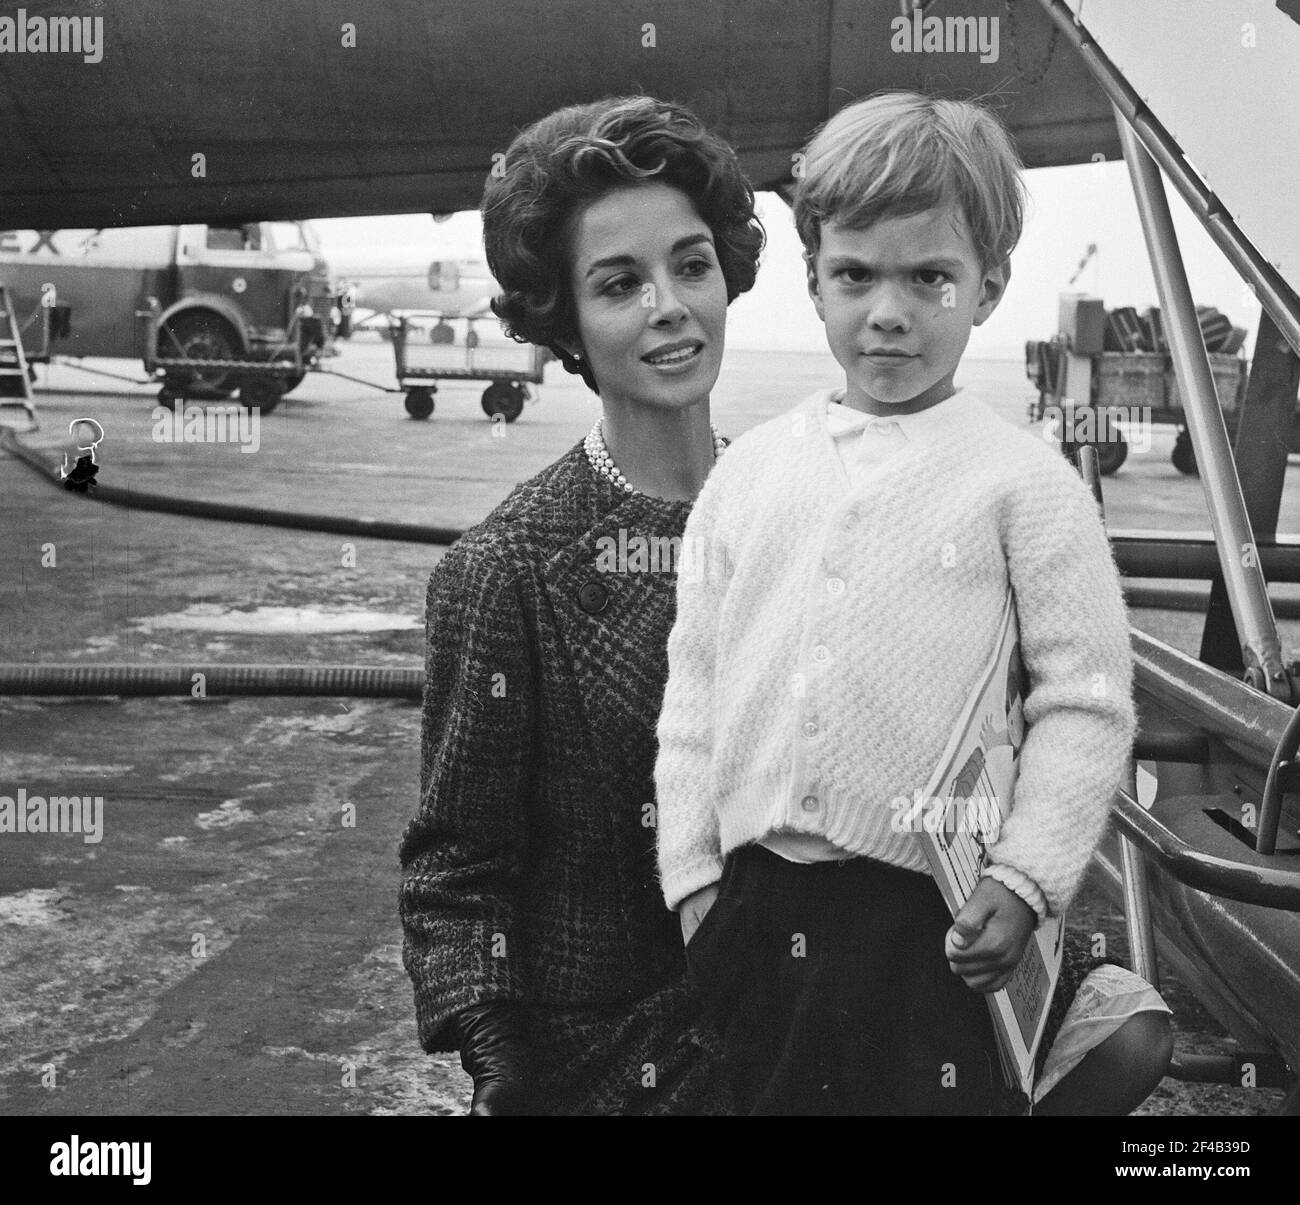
[0,0,1115,229]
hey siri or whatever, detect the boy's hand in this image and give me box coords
[678,882,719,945]
[944,876,1036,994]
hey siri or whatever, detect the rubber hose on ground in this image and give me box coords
[0,427,464,546]
[0,663,422,698]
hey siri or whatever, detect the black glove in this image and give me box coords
[453,1002,533,1116]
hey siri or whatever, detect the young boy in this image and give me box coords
[654,92,1139,1115]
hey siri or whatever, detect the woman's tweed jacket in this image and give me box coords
[399,440,727,1116]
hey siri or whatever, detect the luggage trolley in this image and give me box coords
[391,314,547,422]
[1026,294,1255,476]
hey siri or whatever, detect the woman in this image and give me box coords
[398,94,764,1115]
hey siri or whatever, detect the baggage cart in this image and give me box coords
[1026,339,1256,476]
[391,314,547,422]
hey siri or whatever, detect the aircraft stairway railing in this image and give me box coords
[1041,0,1300,1103]
[1118,633,1300,1101]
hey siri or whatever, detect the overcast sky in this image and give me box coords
[314,158,1263,362]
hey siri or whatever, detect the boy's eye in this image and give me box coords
[834,267,870,284]
[916,269,950,287]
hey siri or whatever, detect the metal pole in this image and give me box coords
[1114,112,1288,699]
[1119,764,1160,990]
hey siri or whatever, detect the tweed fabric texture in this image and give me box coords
[399,441,728,1115]
[656,389,1137,916]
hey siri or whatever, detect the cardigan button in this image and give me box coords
[578,580,610,614]
[800,794,819,813]
[826,576,845,597]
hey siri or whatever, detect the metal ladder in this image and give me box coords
[0,284,38,430]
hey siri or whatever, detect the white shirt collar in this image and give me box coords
[824,388,967,440]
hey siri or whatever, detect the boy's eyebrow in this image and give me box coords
[584,233,714,277]
[824,254,967,273]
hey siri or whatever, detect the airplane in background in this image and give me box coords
[332,252,497,338]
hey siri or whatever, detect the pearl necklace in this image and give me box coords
[583,417,726,495]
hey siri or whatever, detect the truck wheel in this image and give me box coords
[240,377,283,414]
[1172,429,1198,476]
[281,371,306,395]
[405,389,435,419]
[481,382,525,422]
[160,312,239,396]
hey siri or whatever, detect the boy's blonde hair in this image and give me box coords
[793,91,1026,273]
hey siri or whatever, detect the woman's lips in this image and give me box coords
[643,343,704,370]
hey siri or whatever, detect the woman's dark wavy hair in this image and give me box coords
[482,95,765,393]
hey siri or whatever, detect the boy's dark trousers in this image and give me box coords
[685,843,1016,1116]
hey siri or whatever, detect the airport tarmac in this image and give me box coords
[1,339,1294,1115]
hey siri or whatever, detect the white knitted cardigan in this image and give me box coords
[654,388,1136,917]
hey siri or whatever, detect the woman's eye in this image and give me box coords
[680,257,713,277]
[600,275,637,297]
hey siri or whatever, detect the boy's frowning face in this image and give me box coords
[806,201,1008,416]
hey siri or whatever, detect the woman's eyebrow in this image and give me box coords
[584,233,714,278]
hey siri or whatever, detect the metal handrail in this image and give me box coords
[1132,628,1295,852]
[1113,532,1300,582]
[1111,788,1300,911]
[1132,727,1210,764]
[1132,627,1287,762]
[1258,705,1300,856]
